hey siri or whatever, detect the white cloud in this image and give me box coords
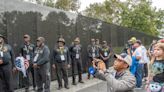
[152,0,164,10]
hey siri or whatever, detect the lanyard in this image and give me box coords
[24,45,30,54]
[92,46,96,52]
[102,47,109,52]
[75,45,80,53]
[0,45,3,51]
[59,47,65,55]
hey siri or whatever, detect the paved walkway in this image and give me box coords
[15,74,103,92]
[15,73,146,92]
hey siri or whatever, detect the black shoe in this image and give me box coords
[79,80,84,83]
[25,88,29,92]
[65,85,70,89]
[33,87,36,91]
[58,86,62,90]
[87,76,90,79]
[72,82,77,85]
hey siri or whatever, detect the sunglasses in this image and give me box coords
[36,39,41,42]
[24,36,28,38]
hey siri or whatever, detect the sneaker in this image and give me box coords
[25,88,29,92]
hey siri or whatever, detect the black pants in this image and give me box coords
[55,62,69,87]
[143,63,148,78]
[0,64,14,92]
[104,60,109,69]
[35,63,50,92]
[72,58,83,83]
[23,65,36,89]
[87,58,93,79]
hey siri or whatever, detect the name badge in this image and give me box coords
[92,53,95,58]
[33,54,39,62]
[60,55,65,61]
[76,54,80,59]
[26,55,30,60]
[0,51,3,57]
[104,52,108,57]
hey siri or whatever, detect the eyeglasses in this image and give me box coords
[24,36,28,38]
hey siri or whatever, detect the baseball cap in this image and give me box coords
[129,37,137,44]
[114,53,132,66]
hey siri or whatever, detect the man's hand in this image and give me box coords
[0,59,3,65]
[52,64,56,69]
[127,48,131,56]
[103,57,109,61]
[12,67,17,73]
[33,63,38,68]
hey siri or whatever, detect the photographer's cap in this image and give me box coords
[114,53,132,66]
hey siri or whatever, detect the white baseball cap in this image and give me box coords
[114,53,132,66]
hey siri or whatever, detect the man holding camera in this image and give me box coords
[94,53,136,92]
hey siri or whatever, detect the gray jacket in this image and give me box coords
[95,67,136,92]
[0,44,15,68]
[33,45,50,66]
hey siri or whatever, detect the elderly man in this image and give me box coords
[52,38,70,90]
[93,53,136,92]
[33,37,50,92]
[0,34,15,92]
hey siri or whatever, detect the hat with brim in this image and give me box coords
[57,38,65,44]
[114,53,132,66]
[102,41,107,44]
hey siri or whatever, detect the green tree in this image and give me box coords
[83,0,164,36]
[44,0,55,7]
[55,0,80,12]
[83,0,122,24]
[23,0,80,12]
